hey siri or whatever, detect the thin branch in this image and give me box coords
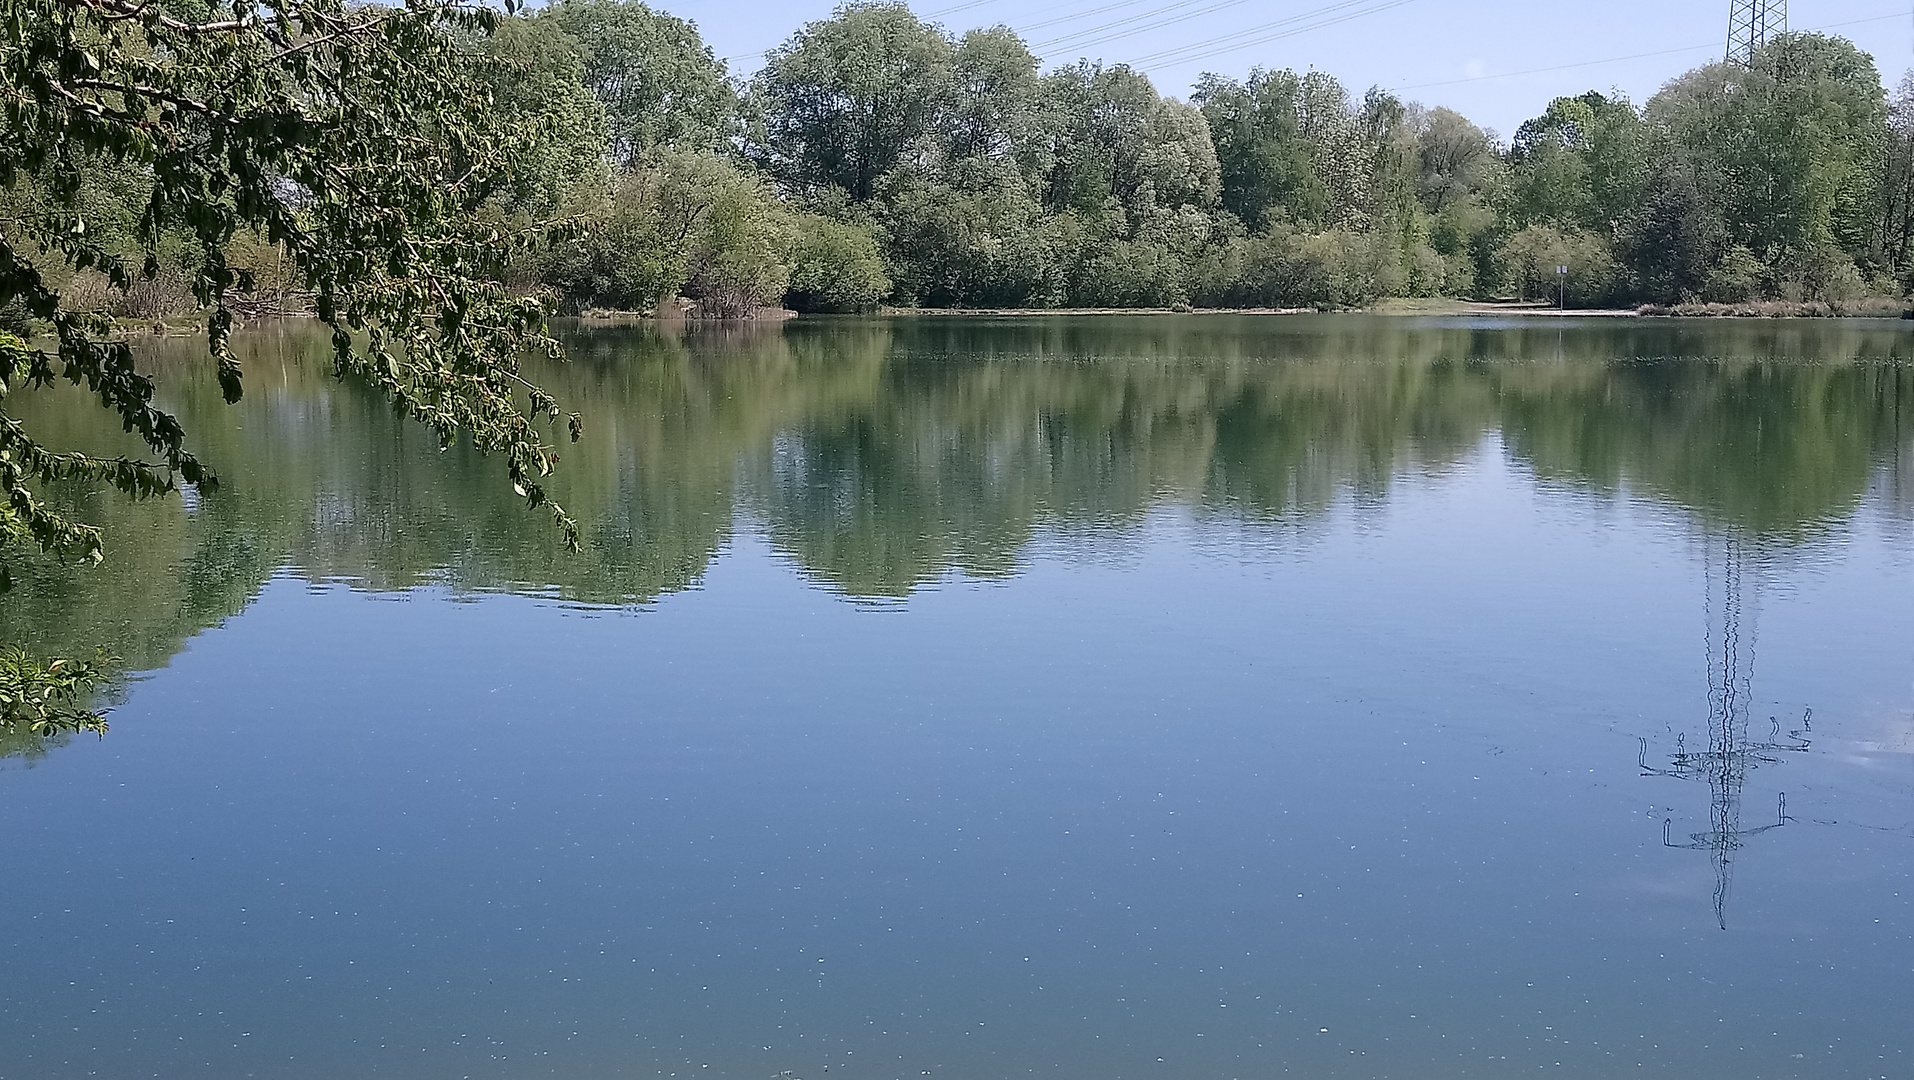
[68,0,250,35]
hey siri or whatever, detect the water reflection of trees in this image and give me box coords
[1,316,1910,699]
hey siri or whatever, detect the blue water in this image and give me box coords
[2,317,1912,1079]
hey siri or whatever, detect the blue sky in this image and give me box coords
[679,0,1914,137]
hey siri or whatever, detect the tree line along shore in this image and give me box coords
[9,1,1914,324]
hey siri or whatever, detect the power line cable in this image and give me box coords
[1016,0,1180,37]
[1033,0,1258,50]
[726,1,1902,82]
[720,0,1166,63]
[1388,43,1718,92]
[920,0,1014,17]
[1047,0,1396,58]
[1385,8,1912,92]
[1129,0,1416,66]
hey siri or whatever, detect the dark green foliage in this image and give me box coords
[878,164,1057,307]
[5,3,1913,641]
[545,0,736,164]
[1195,68,1324,228]
[727,18,1914,308]
[23,4,1898,341]
[1195,219,1393,309]
[1638,35,1886,301]
[1503,35,1895,304]
[13,0,1914,763]
[1498,225,1624,306]
[751,3,955,202]
[1507,91,1648,233]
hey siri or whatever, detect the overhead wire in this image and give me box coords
[1388,43,1719,92]
[918,0,1013,17]
[724,2,1907,86]
[727,0,1420,68]
[1014,0,1182,37]
[1031,0,1260,50]
[1128,0,1417,67]
[1041,0,1416,55]
[719,0,1165,63]
[1386,9,1914,92]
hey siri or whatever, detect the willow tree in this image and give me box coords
[1,0,584,740]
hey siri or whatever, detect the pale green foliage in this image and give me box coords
[1417,107,1499,213]
[1508,91,1648,233]
[1648,34,1884,263]
[1195,68,1324,227]
[682,159,790,318]
[0,644,107,759]
[783,212,890,313]
[547,151,792,316]
[543,168,678,311]
[1506,34,1894,304]
[1137,101,1222,210]
[943,27,1051,180]
[1193,69,1440,302]
[479,12,610,215]
[1416,106,1505,295]
[1196,218,1394,309]
[1497,225,1621,306]
[1704,245,1766,303]
[1043,62,1195,219]
[1294,72,1375,229]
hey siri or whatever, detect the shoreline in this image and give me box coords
[877,298,1911,319]
[96,298,1914,336]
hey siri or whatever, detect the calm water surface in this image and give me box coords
[2,316,1912,1080]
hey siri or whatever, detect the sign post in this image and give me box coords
[1557,265,1568,311]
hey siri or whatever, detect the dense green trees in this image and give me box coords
[753,2,956,202]
[18,2,1914,319]
[1491,36,1897,305]
[1635,36,1887,301]
[547,0,738,163]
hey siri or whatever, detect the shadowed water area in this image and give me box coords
[2,315,1911,1080]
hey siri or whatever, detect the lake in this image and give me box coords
[2,315,1911,1080]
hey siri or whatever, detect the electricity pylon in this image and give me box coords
[1638,534,1810,930]
[1727,0,1787,64]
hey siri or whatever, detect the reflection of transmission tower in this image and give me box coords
[1727,0,1787,64]
[1639,534,1810,929]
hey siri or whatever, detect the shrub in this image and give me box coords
[784,213,892,312]
[1702,245,1764,303]
[879,171,1058,307]
[544,150,793,317]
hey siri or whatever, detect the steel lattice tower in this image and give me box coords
[1727,0,1787,64]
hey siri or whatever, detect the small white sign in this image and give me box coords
[1557,265,1568,275]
